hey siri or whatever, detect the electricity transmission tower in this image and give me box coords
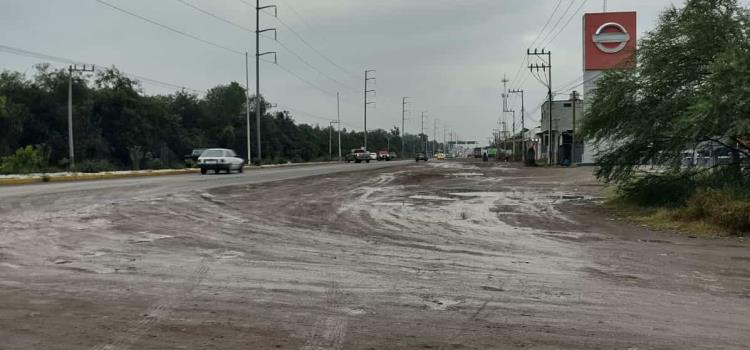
[255,0,277,164]
[402,97,411,157]
[364,69,376,149]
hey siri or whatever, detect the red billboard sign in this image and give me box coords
[583,12,637,71]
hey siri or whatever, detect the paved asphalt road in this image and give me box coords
[0,161,408,202]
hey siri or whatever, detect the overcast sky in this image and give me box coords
[1,0,696,144]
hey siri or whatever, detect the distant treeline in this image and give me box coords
[0,64,430,171]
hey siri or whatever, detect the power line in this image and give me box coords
[509,0,562,86]
[176,0,357,94]
[276,0,316,34]
[260,58,336,97]
[0,44,206,94]
[554,72,599,94]
[0,45,359,134]
[273,102,358,129]
[239,0,360,81]
[537,0,577,48]
[542,0,589,48]
[260,34,359,93]
[95,0,245,55]
[528,0,563,50]
[176,0,254,34]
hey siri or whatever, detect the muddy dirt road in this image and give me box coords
[1,161,748,349]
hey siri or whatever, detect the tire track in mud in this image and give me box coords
[89,259,211,350]
[301,280,349,350]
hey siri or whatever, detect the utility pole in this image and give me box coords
[433,119,438,156]
[604,0,608,12]
[450,129,455,155]
[337,92,342,162]
[502,121,508,157]
[402,97,410,157]
[329,120,339,161]
[509,89,525,163]
[256,0,277,165]
[364,69,376,149]
[528,49,553,165]
[421,112,428,153]
[571,90,580,166]
[245,52,252,164]
[501,75,509,112]
[501,75,509,160]
[67,64,94,169]
[443,127,447,154]
[511,109,516,160]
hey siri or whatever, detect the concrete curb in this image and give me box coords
[0,161,342,186]
[0,169,199,186]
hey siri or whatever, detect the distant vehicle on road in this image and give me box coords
[184,148,207,167]
[436,152,445,160]
[345,149,371,163]
[473,147,483,158]
[369,152,378,161]
[198,148,244,174]
[377,150,391,161]
[487,148,497,159]
[415,152,428,162]
[389,151,398,159]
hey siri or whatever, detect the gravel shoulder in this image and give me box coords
[0,160,748,349]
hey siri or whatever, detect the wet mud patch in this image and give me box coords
[393,172,447,186]
[579,266,648,287]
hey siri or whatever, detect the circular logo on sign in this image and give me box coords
[592,22,630,54]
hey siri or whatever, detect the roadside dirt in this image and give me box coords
[0,160,748,349]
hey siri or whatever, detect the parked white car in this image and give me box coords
[197,148,244,174]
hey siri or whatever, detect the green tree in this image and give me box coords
[581,0,750,182]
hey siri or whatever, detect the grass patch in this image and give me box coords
[608,198,727,237]
[608,169,750,237]
[608,190,749,237]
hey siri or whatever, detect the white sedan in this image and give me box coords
[197,148,245,174]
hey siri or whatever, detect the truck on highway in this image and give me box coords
[345,149,371,163]
[376,149,391,161]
